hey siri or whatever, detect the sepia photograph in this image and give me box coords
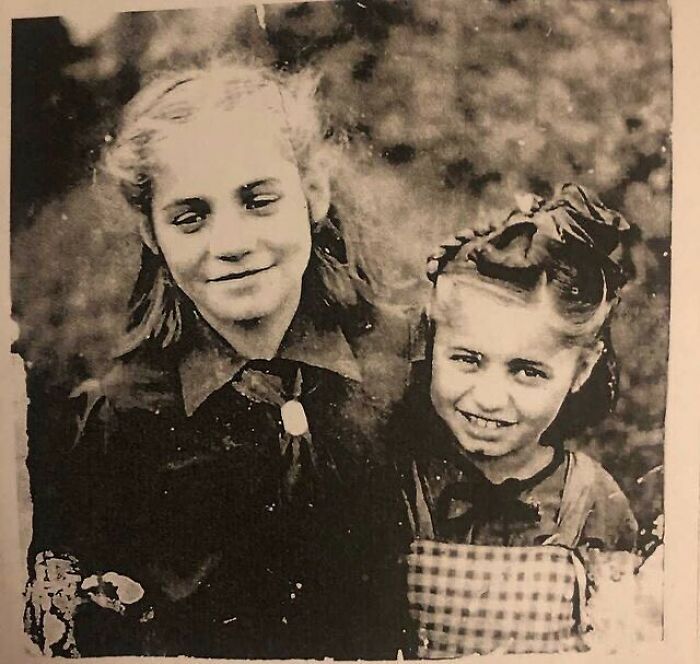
[1,0,696,661]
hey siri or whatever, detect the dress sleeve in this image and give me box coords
[26,377,109,557]
[24,377,117,655]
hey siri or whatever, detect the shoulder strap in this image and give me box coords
[546,450,598,549]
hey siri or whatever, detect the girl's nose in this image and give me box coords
[470,370,509,414]
[208,204,256,260]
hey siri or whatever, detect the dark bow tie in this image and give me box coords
[435,476,542,540]
[431,448,566,541]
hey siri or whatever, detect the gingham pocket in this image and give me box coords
[407,540,583,656]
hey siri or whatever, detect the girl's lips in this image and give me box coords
[208,265,272,282]
[459,410,517,431]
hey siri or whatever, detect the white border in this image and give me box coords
[0,1,697,663]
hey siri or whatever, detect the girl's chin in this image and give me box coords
[456,436,513,458]
[460,447,511,462]
[455,435,535,463]
[198,295,285,327]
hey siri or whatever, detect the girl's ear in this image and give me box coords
[139,217,160,255]
[570,339,605,394]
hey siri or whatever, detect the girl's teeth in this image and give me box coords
[466,414,506,429]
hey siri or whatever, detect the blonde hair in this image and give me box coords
[102,59,324,215]
[101,59,372,352]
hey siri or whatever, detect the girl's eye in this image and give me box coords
[243,192,281,211]
[450,352,482,369]
[512,365,548,383]
[172,211,206,230]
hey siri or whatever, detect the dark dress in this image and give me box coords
[26,302,416,659]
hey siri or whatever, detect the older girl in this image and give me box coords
[25,61,412,659]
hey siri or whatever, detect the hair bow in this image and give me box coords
[426,184,631,297]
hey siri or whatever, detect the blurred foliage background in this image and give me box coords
[11,0,670,537]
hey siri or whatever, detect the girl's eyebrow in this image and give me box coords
[240,178,281,191]
[510,357,553,371]
[450,346,482,355]
[162,196,207,212]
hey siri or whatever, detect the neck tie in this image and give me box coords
[230,359,318,503]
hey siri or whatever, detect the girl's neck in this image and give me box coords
[204,287,301,361]
[465,442,555,485]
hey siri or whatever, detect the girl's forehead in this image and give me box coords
[149,106,298,193]
[432,276,572,355]
[146,83,294,157]
[158,98,290,148]
[433,275,540,318]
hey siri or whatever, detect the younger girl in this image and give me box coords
[397,184,638,656]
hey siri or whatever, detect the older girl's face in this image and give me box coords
[149,100,314,329]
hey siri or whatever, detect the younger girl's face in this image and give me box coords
[430,278,597,463]
[148,97,315,330]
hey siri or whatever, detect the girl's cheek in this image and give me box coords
[447,370,477,404]
[521,382,570,422]
[433,357,462,390]
[276,213,312,247]
[430,367,452,405]
[170,229,206,258]
[160,240,207,286]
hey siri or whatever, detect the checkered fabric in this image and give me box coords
[407,539,583,656]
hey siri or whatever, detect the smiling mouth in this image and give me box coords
[208,266,272,282]
[460,411,516,430]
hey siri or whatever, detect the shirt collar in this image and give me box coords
[179,312,363,417]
